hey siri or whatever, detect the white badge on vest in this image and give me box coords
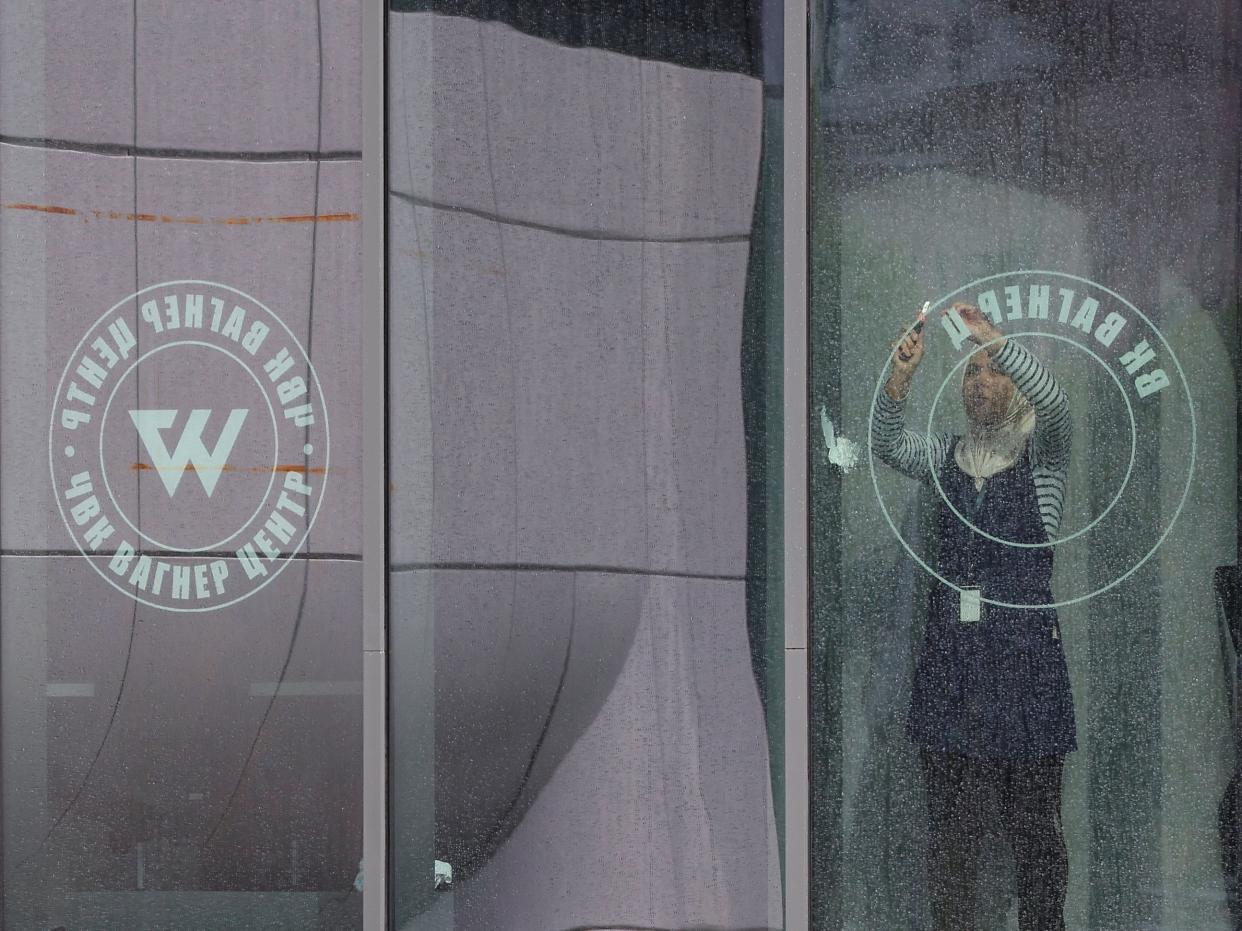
[959,587,982,624]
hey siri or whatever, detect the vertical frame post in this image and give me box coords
[783,0,810,927]
[362,0,388,927]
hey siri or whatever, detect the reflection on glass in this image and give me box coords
[811,2,1240,930]
[386,1,785,929]
[1,3,363,928]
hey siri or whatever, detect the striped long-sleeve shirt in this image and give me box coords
[870,340,1072,540]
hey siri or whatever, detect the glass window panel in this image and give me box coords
[0,4,363,928]
[809,3,1241,929]
[386,1,786,928]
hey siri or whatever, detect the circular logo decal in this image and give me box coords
[49,281,330,612]
[867,271,1195,609]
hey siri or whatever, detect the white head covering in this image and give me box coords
[954,360,1035,490]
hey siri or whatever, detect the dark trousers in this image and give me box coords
[920,749,1068,931]
[1219,769,1242,930]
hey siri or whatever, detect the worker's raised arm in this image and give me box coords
[871,317,952,482]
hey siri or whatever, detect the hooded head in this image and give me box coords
[955,348,1035,487]
[962,348,1017,427]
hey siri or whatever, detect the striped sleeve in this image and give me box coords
[992,340,1072,471]
[993,340,1072,538]
[870,390,953,484]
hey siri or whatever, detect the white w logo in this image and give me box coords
[129,409,250,498]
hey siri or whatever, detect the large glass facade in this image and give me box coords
[3,2,1242,930]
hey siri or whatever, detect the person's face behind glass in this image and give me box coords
[962,348,1016,428]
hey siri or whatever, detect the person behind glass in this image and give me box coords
[871,303,1075,931]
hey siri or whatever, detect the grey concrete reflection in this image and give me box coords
[132,157,363,556]
[0,143,137,554]
[388,199,750,575]
[2,556,363,928]
[388,11,781,931]
[1,0,364,926]
[0,148,363,557]
[448,576,780,931]
[0,0,361,153]
[387,13,762,241]
[135,0,362,154]
[0,0,133,147]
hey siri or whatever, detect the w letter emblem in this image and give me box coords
[130,409,250,498]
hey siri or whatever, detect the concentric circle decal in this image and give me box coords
[867,271,1195,610]
[49,281,330,612]
[924,332,1137,550]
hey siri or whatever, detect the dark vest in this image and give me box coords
[906,438,1077,759]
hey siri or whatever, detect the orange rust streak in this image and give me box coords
[4,203,358,224]
[3,202,77,215]
[270,212,359,223]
